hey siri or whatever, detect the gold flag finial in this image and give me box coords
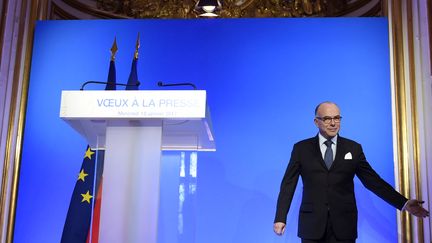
[134,33,140,60]
[110,37,118,61]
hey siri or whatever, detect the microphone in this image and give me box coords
[157,81,197,90]
[80,80,141,90]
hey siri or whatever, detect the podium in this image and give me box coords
[60,90,215,243]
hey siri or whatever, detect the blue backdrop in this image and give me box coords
[15,18,397,243]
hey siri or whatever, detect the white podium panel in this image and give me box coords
[100,125,162,243]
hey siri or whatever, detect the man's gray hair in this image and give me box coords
[314,101,339,116]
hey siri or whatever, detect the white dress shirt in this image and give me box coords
[318,133,337,161]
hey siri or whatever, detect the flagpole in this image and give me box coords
[88,37,118,243]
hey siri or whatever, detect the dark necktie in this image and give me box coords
[324,140,333,169]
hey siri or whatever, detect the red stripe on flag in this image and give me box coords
[86,177,103,243]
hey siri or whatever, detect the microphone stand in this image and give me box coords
[80,80,141,90]
[157,81,197,90]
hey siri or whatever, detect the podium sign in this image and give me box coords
[60,90,207,119]
[60,90,215,243]
[60,90,215,151]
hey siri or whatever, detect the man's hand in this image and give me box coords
[405,199,429,218]
[273,222,286,236]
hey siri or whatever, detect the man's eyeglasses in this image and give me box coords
[316,116,342,124]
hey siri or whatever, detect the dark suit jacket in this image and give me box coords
[274,135,408,240]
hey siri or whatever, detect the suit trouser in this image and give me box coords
[301,213,355,243]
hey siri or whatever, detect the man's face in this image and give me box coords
[314,103,341,139]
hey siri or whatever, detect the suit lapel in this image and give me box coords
[330,136,345,170]
[312,135,328,170]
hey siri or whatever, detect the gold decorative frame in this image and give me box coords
[429,0,432,74]
[389,1,411,240]
[386,0,425,242]
[56,0,381,19]
[1,1,48,242]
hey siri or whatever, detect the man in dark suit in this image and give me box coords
[273,101,429,242]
